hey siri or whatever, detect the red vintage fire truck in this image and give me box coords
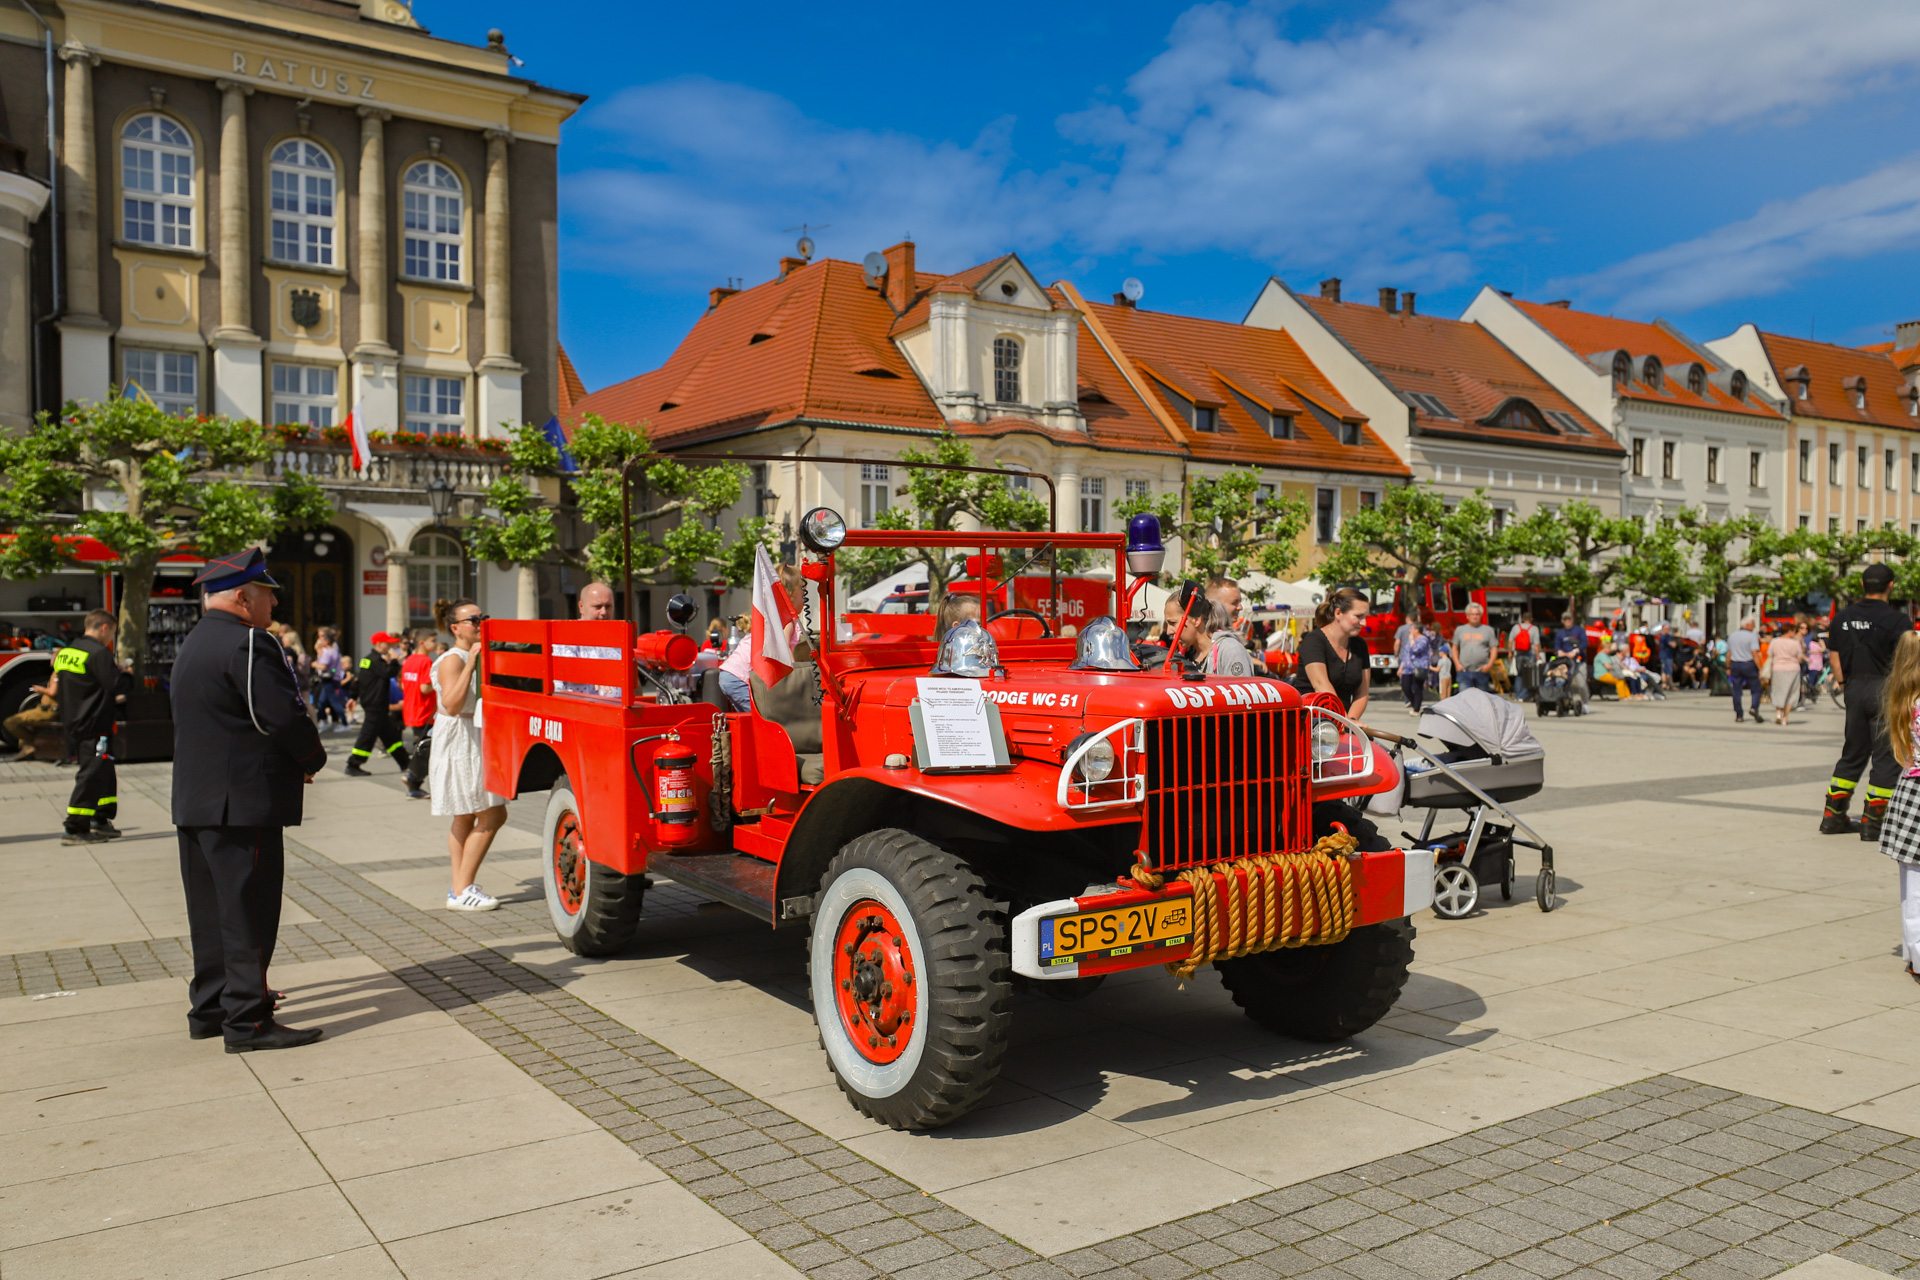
[482,473,1432,1130]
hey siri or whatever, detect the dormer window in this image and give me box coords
[1612,352,1632,388]
[1730,370,1747,401]
[1844,375,1868,410]
[1785,365,1811,401]
[1227,388,1292,439]
[1687,364,1705,396]
[992,336,1021,404]
[1642,356,1663,392]
[1193,406,1218,433]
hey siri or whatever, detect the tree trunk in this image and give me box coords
[117,548,162,680]
[516,563,540,620]
[1713,585,1732,639]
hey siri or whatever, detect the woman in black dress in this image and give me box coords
[1297,587,1372,715]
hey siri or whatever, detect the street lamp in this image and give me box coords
[426,476,454,523]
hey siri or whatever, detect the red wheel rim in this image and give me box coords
[553,810,585,915]
[830,898,917,1065]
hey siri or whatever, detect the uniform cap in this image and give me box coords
[1863,563,1895,591]
[191,547,280,594]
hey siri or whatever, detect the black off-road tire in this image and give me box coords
[543,777,646,956]
[1216,918,1416,1042]
[809,829,1011,1130]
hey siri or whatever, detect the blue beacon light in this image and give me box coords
[1126,514,1165,576]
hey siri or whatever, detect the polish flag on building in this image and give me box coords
[749,543,799,687]
[344,410,371,471]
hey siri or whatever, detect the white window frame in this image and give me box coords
[404,373,465,437]
[402,160,464,283]
[1799,439,1811,484]
[1749,450,1763,489]
[1888,448,1898,492]
[1631,438,1647,477]
[1124,479,1150,503]
[1314,487,1339,544]
[406,530,466,625]
[992,336,1022,405]
[270,363,336,428]
[1079,476,1105,533]
[859,462,891,527]
[1706,446,1720,486]
[123,347,197,415]
[1661,440,1677,480]
[1829,443,1841,487]
[1859,445,1870,489]
[268,139,337,267]
[121,114,194,248]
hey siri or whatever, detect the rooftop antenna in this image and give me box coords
[861,251,888,287]
[783,223,829,260]
[1121,277,1144,304]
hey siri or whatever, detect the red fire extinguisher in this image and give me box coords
[650,738,699,847]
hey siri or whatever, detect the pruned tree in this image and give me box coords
[1670,510,1780,637]
[1317,482,1506,599]
[1756,525,1913,606]
[837,434,1047,598]
[1507,500,1644,620]
[0,397,331,675]
[1114,468,1310,592]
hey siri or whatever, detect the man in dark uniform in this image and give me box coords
[345,631,409,776]
[1822,563,1912,841]
[173,548,329,1052]
[57,609,128,844]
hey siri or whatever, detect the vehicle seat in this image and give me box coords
[750,661,823,752]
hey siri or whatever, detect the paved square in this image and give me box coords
[4,693,1919,1278]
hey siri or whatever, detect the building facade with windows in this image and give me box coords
[1243,279,1624,532]
[1705,327,1920,538]
[1465,291,1788,529]
[0,0,583,655]
[565,244,1409,628]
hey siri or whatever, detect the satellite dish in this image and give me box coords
[1122,277,1145,303]
[862,251,888,284]
[796,235,815,260]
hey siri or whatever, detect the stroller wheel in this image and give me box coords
[1432,863,1479,919]
[1536,866,1557,913]
[1501,852,1514,901]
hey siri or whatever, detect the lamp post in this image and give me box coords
[426,475,454,524]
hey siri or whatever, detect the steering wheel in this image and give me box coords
[986,608,1053,639]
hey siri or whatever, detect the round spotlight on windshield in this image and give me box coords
[798,507,847,553]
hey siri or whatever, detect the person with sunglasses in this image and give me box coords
[430,598,507,910]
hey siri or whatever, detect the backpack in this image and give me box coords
[1513,626,1532,652]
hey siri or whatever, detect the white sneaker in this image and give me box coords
[448,885,499,912]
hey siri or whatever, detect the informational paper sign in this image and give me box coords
[915,678,998,769]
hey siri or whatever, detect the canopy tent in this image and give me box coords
[1242,574,1326,617]
[1417,688,1543,758]
[846,567,930,612]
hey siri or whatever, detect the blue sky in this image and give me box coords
[432,0,1920,393]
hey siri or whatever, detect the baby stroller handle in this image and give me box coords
[1358,725,1550,853]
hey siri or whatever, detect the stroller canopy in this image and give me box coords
[1418,688,1544,758]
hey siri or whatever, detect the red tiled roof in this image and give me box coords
[556,345,588,413]
[1755,332,1919,431]
[1302,298,1624,457]
[1511,301,1780,421]
[1081,298,1409,478]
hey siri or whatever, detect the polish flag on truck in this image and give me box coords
[750,544,799,686]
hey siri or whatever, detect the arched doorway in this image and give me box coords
[406,529,469,628]
[268,525,354,649]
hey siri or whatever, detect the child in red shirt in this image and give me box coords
[401,630,440,799]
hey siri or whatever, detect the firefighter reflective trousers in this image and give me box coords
[65,733,116,833]
[1833,675,1898,799]
[349,708,408,771]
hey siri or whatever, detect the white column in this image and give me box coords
[210,80,264,420]
[516,564,539,619]
[350,108,398,434]
[1056,458,1080,534]
[56,43,111,403]
[0,172,51,430]
[474,128,523,439]
[384,549,410,636]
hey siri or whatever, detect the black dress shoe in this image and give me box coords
[224,1023,324,1054]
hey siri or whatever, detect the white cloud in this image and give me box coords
[564,0,1920,294]
[1559,153,1920,313]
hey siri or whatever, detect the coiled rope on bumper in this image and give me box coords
[1143,832,1358,982]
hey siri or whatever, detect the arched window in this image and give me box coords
[1729,370,1748,401]
[1687,364,1705,396]
[1642,356,1663,392]
[993,335,1021,404]
[269,139,336,266]
[406,530,466,624]
[402,161,463,282]
[1611,352,1631,388]
[121,114,194,247]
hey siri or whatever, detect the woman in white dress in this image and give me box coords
[431,598,507,911]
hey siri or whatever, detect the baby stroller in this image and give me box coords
[1536,655,1577,717]
[1372,689,1557,919]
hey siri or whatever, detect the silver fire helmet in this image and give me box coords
[1069,615,1139,672]
[928,619,1000,678]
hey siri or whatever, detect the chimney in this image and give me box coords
[1319,277,1341,302]
[1547,299,1572,309]
[708,285,739,310]
[778,256,809,280]
[1401,292,1417,316]
[1378,287,1398,313]
[1899,318,1920,350]
[1112,291,1136,308]
[882,240,915,313]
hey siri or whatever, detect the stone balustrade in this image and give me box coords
[258,443,506,492]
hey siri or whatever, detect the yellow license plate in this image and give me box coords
[1041,899,1191,967]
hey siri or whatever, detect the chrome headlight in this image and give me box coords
[798,506,847,553]
[1073,735,1116,782]
[1311,720,1341,761]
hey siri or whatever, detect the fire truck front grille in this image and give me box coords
[1141,707,1312,872]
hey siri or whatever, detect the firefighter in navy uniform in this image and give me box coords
[172,548,329,1052]
[57,609,128,845]
[345,631,409,776]
[1822,563,1913,841]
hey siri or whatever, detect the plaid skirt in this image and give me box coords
[1882,774,1920,866]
